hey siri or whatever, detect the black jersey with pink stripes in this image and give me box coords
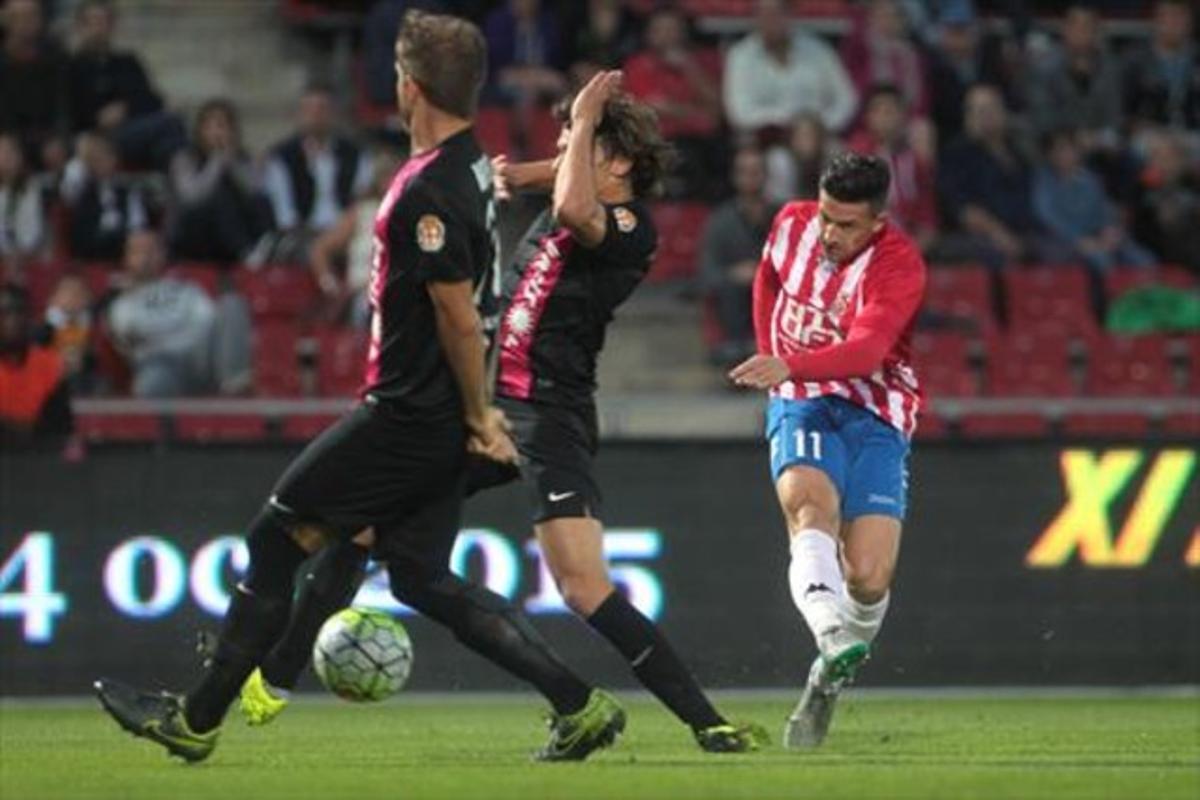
[361,129,500,416]
[496,201,656,408]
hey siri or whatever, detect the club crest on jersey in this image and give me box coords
[613,207,637,233]
[416,214,446,253]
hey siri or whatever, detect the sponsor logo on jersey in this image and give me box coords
[614,206,637,233]
[416,214,446,253]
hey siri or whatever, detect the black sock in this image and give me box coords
[392,565,592,716]
[588,591,724,731]
[184,508,307,733]
[261,540,369,691]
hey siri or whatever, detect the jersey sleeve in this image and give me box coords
[784,243,926,381]
[752,204,799,355]
[391,181,475,285]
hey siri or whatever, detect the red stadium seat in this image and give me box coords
[174,414,268,442]
[475,107,514,157]
[316,326,368,397]
[958,413,1050,438]
[912,409,948,440]
[1162,411,1200,437]
[1084,335,1174,397]
[1004,266,1098,341]
[1060,412,1150,438]
[985,333,1074,396]
[911,331,978,398]
[524,106,561,161]
[648,203,710,282]
[1105,264,1196,301]
[922,265,995,334]
[20,260,68,312]
[79,262,120,299]
[235,267,319,320]
[253,322,303,397]
[281,412,341,441]
[76,413,161,442]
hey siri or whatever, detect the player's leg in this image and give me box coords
[536,516,762,752]
[380,483,622,762]
[238,528,373,725]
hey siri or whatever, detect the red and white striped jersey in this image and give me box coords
[753,201,926,437]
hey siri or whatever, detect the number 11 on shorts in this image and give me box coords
[795,429,823,460]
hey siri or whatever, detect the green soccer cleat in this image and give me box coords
[695,721,771,753]
[534,689,626,762]
[239,668,290,726]
[94,678,219,763]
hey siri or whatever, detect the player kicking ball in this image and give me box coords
[729,153,925,748]
[95,11,625,764]
[237,71,764,755]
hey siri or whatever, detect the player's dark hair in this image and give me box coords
[554,93,674,199]
[395,10,487,120]
[819,152,891,213]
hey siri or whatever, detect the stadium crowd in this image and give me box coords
[0,0,1197,436]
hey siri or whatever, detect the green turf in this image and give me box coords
[2,693,1197,800]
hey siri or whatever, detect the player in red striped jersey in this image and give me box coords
[730,152,926,748]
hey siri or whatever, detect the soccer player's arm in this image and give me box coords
[497,157,556,194]
[783,259,925,382]
[551,101,607,248]
[403,190,502,444]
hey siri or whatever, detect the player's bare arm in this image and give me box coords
[492,155,556,199]
[428,279,517,465]
[552,70,623,247]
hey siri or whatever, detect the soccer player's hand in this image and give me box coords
[571,70,622,127]
[729,355,790,390]
[467,407,519,465]
[491,155,512,202]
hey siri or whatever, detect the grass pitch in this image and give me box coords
[2,692,1197,800]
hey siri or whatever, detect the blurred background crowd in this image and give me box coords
[0,0,1197,444]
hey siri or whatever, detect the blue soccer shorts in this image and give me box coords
[766,395,910,521]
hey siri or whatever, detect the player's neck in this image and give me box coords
[408,106,472,155]
[597,181,633,206]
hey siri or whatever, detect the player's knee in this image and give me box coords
[779,473,840,534]
[556,572,613,617]
[843,556,893,603]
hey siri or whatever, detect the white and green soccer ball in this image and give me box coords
[313,607,413,702]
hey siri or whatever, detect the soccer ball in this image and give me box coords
[313,607,413,702]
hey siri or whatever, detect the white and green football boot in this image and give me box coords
[784,628,870,750]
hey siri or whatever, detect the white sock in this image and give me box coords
[842,591,889,645]
[788,529,846,646]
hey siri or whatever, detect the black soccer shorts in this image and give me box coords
[269,396,467,568]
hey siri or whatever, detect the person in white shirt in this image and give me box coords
[108,230,251,397]
[723,0,858,137]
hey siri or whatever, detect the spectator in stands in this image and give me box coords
[1027,5,1122,149]
[938,84,1064,270]
[483,0,567,107]
[847,85,937,251]
[0,131,47,274]
[0,0,69,171]
[700,147,777,366]
[168,99,271,265]
[0,283,72,442]
[723,0,858,139]
[41,272,96,392]
[841,0,929,123]
[925,2,1017,145]
[1133,129,1200,274]
[1034,129,1155,274]
[624,6,723,199]
[362,0,447,107]
[1122,0,1199,135]
[107,230,252,397]
[562,0,641,88]
[309,148,402,328]
[763,112,837,205]
[263,83,371,265]
[62,131,146,261]
[66,0,185,170]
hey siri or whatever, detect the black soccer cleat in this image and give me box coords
[694,721,771,753]
[534,689,626,762]
[94,678,219,763]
